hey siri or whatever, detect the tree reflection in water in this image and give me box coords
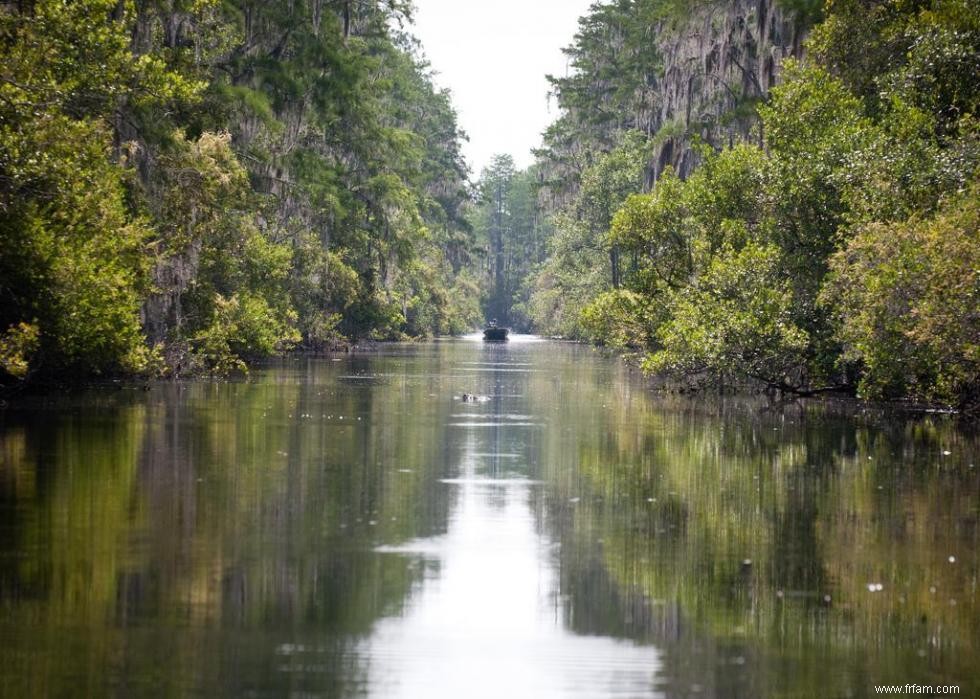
[0,340,976,697]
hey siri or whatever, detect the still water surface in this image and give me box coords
[0,337,977,697]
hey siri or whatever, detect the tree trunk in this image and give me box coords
[610,244,621,288]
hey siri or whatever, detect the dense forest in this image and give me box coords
[2,0,978,409]
[0,0,483,380]
[474,0,979,410]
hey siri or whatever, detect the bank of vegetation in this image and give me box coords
[2,0,977,410]
[473,0,978,411]
[0,0,482,384]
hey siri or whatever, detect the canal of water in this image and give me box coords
[0,337,977,697]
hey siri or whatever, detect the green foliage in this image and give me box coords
[752,62,874,380]
[824,181,980,407]
[680,143,770,251]
[0,120,152,374]
[470,158,551,331]
[146,131,299,371]
[206,3,472,342]
[616,47,976,397]
[191,292,299,374]
[580,289,663,350]
[529,219,610,339]
[290,244,363,348]
[603,145,769,352]
[532,0,979,405]
[542,0,696,155]
[645,242,809,386]
[529,133,649,337]
[809,0,980,121]
[0,322,41,380]
[576,132,651,229]
[1,0,476,380]
[760,61,869,264]
[775,0,824,25]
[444,272,486,335]
[532,132,713,341]
[0,0,194,376]
[610,168,693,291]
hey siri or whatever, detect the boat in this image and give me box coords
[483,327,508,341]
[483,320,509,342]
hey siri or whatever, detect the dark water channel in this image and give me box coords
[0,337,977,698]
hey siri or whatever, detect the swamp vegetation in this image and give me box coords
[0,0,976,411]
[474,0,979,410]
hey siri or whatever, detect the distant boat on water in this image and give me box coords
[483,320,509,342]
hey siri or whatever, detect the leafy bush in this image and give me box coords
[191,293,300,375]
[0,323,41,380]
[645,242,809,387]
[0,122,152,375]
[580,290,664,350]
[824,181,980,407]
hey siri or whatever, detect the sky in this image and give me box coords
[410,0,595,178]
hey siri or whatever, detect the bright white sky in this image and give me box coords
[410,0,595,178]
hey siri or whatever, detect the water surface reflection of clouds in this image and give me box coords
[363,347,662,698]
[366,462,661,698]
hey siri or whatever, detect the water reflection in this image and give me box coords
[364,347,660,698]
[0,339,976,698]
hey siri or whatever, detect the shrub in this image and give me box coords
[823,181,980,407]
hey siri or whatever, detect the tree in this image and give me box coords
[823,180,980,408]
[645,242,810,390]
[530,133,648,337]
[0,0,194,378]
